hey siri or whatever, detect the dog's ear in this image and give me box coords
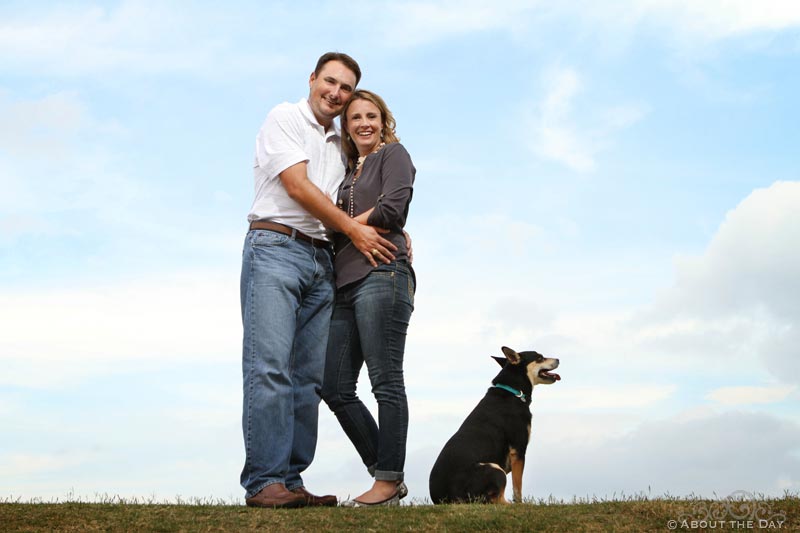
[501,346,521,365]
[492,356,507,367]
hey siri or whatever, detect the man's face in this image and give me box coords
[308,60,357,127]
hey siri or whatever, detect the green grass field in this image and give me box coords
[2,494,797,532]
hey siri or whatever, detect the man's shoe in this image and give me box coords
[246,483,306,508]
[292,486,338,507]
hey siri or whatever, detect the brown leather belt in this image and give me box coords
[249,220,330,248]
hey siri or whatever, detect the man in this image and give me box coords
[240,52,397,508]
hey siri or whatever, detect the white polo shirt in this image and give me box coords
[247,98,345,240]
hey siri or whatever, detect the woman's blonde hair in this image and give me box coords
[341,90,400,171]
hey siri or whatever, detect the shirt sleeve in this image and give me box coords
[255,104,310,180]
[366,143,416,230]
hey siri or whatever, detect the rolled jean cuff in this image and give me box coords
[374,470,404,482]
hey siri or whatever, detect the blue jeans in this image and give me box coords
[239,229,335,498]
[321,261,415,482]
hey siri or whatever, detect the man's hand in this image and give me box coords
[346,221,396,267]
[279,163,399,267]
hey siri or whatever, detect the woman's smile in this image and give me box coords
[346,99,383,156]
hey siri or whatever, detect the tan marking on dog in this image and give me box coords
[509,447,524,503]
[527,357,560,387]
[479,463,510,504]
[479,462,507,474]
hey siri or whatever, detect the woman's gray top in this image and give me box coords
[333,142,416,288]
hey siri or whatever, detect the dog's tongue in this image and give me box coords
[543,371,561,381]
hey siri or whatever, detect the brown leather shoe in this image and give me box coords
[246,483,306,508]
[292,486,338,507]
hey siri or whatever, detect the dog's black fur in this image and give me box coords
[428,346,560,504]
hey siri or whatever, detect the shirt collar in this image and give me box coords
[299,98,341,139]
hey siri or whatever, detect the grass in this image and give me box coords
[1,493,797,532]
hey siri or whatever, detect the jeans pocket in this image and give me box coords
[407,274,415,308]
[394,263,415,308]
[251,229,291,248]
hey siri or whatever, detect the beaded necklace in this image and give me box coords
[348,142,385,218]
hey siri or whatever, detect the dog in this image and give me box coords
[428,346,560,504]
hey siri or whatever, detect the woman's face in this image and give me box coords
[346,99,383,156]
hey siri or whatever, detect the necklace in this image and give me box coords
[349,143,385,218]
[355,142,385,172]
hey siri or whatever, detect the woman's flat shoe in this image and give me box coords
[397,481,408,499]
[340,492,400,507]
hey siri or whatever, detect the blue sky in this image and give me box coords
[2,1,799,503]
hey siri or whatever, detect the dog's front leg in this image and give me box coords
[508,447,524,503]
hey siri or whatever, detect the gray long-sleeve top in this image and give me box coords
[333,142,416,288]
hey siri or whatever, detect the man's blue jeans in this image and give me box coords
[239,229,335,498]
[322,261,415,482]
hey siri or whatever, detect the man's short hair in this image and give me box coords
[315,52,362,86]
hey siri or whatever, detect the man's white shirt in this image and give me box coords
[248,98,345,240]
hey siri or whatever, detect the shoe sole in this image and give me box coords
[341,495,400,508]
[306,499,338,507]
[246,498,306,509]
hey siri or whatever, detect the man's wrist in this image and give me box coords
[341,216,361,238]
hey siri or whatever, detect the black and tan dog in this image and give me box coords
[429,346,560,504]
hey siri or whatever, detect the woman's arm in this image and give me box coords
[353,208,374,225]
[354,206,414,263]
[365,144,416,230]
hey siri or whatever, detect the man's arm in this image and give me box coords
[279,162,396,266]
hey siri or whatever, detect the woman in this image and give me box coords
[321,90,416,507]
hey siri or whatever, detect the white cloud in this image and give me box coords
[376,0,543,46]
[314,408,800,501]
[0,453,88,478]
[630,181,800,382]
[638,0,800,40]
[670,181,800,320]
[352,0,800,54]
[0,90,241,263]
[536,410,800,498]
[3,0,800,82]
[0,92,90,161]
[420,212,544,258]
[0,91,85,130]
[358,0,800,51]
[527,66,648,172]
[408,182,800,398]
[531,67,595,173]
[535,0,800,51]
[554,384,678,410]
[707,385,797,406]
[0,2,287,77]
[0,272,241,386]
[0,91,130,222]
[464,182,800,391]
